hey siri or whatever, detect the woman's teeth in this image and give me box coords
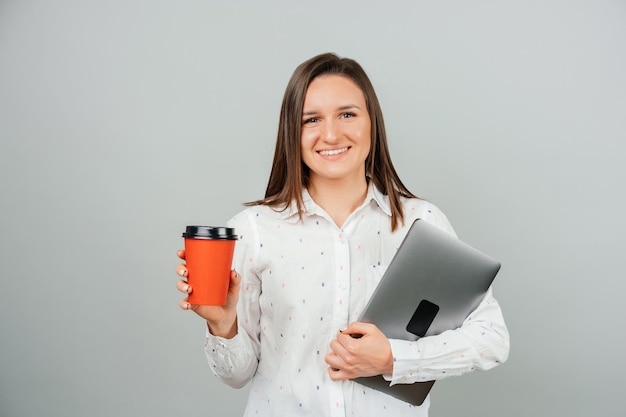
[319,147,348,156]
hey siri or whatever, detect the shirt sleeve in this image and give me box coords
[385,202,510,385]
[203,209,262,388]
[387,287,510,384]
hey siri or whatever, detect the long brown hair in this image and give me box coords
[247,52,416,231]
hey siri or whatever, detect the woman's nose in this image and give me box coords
[323,120,340,142]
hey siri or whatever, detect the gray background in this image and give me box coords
[1,1,624,416]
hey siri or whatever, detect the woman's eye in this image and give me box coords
[341,112,355,119]
[303,117,319,124]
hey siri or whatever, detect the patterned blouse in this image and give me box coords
[205,184,509,417]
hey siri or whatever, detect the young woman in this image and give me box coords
[176,53,509,416]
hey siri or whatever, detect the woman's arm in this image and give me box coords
[387,287,509,384]
[202,210,263,388]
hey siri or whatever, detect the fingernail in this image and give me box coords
[180,268,187,276]
[183,284,190,293]
[185,302,191,310]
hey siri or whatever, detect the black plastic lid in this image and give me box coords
[182,226,238,240]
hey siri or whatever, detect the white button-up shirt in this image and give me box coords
[205,185,509,416]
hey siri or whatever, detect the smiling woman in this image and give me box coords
[249,53,418,232]
[175,52,509,417]
[299,75,372,225]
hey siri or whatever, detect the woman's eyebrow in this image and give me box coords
[337,104,361,111]
[302,104,361,116]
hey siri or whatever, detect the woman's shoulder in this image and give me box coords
[227,204,288,228]
[400,196,456,237]
[401,195,444,216]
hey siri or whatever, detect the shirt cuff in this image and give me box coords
[387,338,428,385]
[205,327,245,354]
[204,327,257,388]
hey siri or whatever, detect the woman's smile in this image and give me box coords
[318,146,350,157]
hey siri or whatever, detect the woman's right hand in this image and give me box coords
[176,249,240,339]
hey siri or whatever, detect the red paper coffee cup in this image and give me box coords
[182,226,238,306]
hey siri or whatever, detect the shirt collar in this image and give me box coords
[369,183,392,216]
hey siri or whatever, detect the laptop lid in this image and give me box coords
[353,218,501,405]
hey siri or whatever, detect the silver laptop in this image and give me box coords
[353,218,501,405]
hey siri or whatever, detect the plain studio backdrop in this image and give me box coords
[1,1,624,416]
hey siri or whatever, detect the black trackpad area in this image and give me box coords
[406,300,439,337]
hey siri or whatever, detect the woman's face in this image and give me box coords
[300,74,371,187]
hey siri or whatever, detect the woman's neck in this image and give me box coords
[307,176,368,228]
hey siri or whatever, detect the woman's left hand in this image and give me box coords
[325,322,393,380]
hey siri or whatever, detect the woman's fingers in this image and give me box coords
[176,279,192,294]
[177,279,191,310]
[178,298,191,310]
[176,251,191,310]
[176,263,188,278]
[230,269,241,287]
